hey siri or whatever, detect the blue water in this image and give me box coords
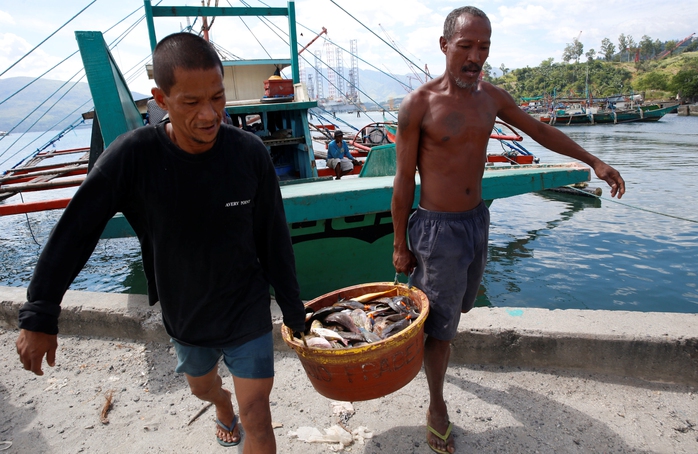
[1,114,696,313]
[482,115,698,313]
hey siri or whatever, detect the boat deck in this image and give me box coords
[100,163,590,238]
[280,163,590,223]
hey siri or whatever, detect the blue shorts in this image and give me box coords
[171,331,274,379]
[408,202,490,341]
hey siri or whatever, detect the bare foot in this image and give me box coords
[426,410,454,453]
[216,389,241,446]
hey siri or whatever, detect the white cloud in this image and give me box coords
[0,10,14,25]
[0,33,64,78]
[493,5,554,29]
[2,0,697,93]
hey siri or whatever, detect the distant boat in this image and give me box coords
[535,104,677,126]
[0,131,7,136]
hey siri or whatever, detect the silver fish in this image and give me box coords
[350,309,373,331]
[333,299,366,310]
[380,317,411,338]
[304,336,332,349]
[311,320,348,346]
[359,327,382,343]
[324,311,361,334]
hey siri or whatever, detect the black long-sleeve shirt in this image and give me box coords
[18,122,306,347]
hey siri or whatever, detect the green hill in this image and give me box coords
[0,77,148,133]
[492,51,698,102]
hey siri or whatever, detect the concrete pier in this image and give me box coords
[2,286,696,386]
[677,104,698,116]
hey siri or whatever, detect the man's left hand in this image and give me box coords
[593,162,625,199]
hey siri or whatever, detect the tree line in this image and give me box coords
[482,35,698,102]
[563,33,697,64]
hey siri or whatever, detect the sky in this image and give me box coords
[1,0,697,96]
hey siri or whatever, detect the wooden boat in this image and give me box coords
[0,1,591,299]
[312,121,396,158]
[349,120,537,165]
[537,103,676,126]
[0,147,89,202]
[350,122,395,153]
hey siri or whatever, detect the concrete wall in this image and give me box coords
[677,105,698,116]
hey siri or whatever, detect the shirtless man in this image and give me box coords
[391,7,625,454]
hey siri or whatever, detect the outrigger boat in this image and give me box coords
[535,103,677,126]
[0,0,591,299]
[312,118,537,179]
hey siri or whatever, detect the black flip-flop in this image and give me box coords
[216,415,241,447]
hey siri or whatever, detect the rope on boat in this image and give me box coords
[311,111,360,133]
[328,0,430,80]
[0,103,89,170]
[249,0,398,121]
[236,15,273,59]
[0,0,98,78]
[298,23,411,97]
[563,185,698,224]
[257,0,412,94]
[1,3,151,170]
[19,193,42,247]
[0,3,147,109]
[0,74,90,168]
[0,52,80,108]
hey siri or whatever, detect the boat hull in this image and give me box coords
[102,160,591,299]
[537,104,676,125]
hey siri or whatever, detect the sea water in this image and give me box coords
[1,113,696,313]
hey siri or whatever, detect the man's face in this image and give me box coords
[152,66,226,154]
[335,134,343,144]
[440,14,491,89]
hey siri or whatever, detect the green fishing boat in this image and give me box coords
[8,1,591,300]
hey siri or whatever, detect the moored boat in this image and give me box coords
[536,103,677,126]
[0,0,591,299]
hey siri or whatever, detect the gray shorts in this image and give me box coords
[408,201,490,341]
[171,331,274,379]
[327,157,353,171]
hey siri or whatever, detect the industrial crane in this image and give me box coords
[655,33,695,59]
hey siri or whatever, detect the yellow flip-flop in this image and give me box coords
[427,421,453,454]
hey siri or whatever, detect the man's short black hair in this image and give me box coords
[443,6,490,41]
[152,32,224,95]
[334,131,343,137]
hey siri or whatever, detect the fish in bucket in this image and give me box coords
[282,282,429,401]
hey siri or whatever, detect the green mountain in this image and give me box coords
[0,77,148,133]
[491,51,698,102]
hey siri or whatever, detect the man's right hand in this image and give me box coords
[16,329,58,376]
[393,246,417,276]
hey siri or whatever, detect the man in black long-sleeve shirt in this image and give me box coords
[15,33,306,452]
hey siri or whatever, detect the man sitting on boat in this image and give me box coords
[327,130,361,180]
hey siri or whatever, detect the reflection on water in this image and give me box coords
[1,116,697,313]
[477,190,602,309]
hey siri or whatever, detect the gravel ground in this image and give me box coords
[1,328,696,453]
